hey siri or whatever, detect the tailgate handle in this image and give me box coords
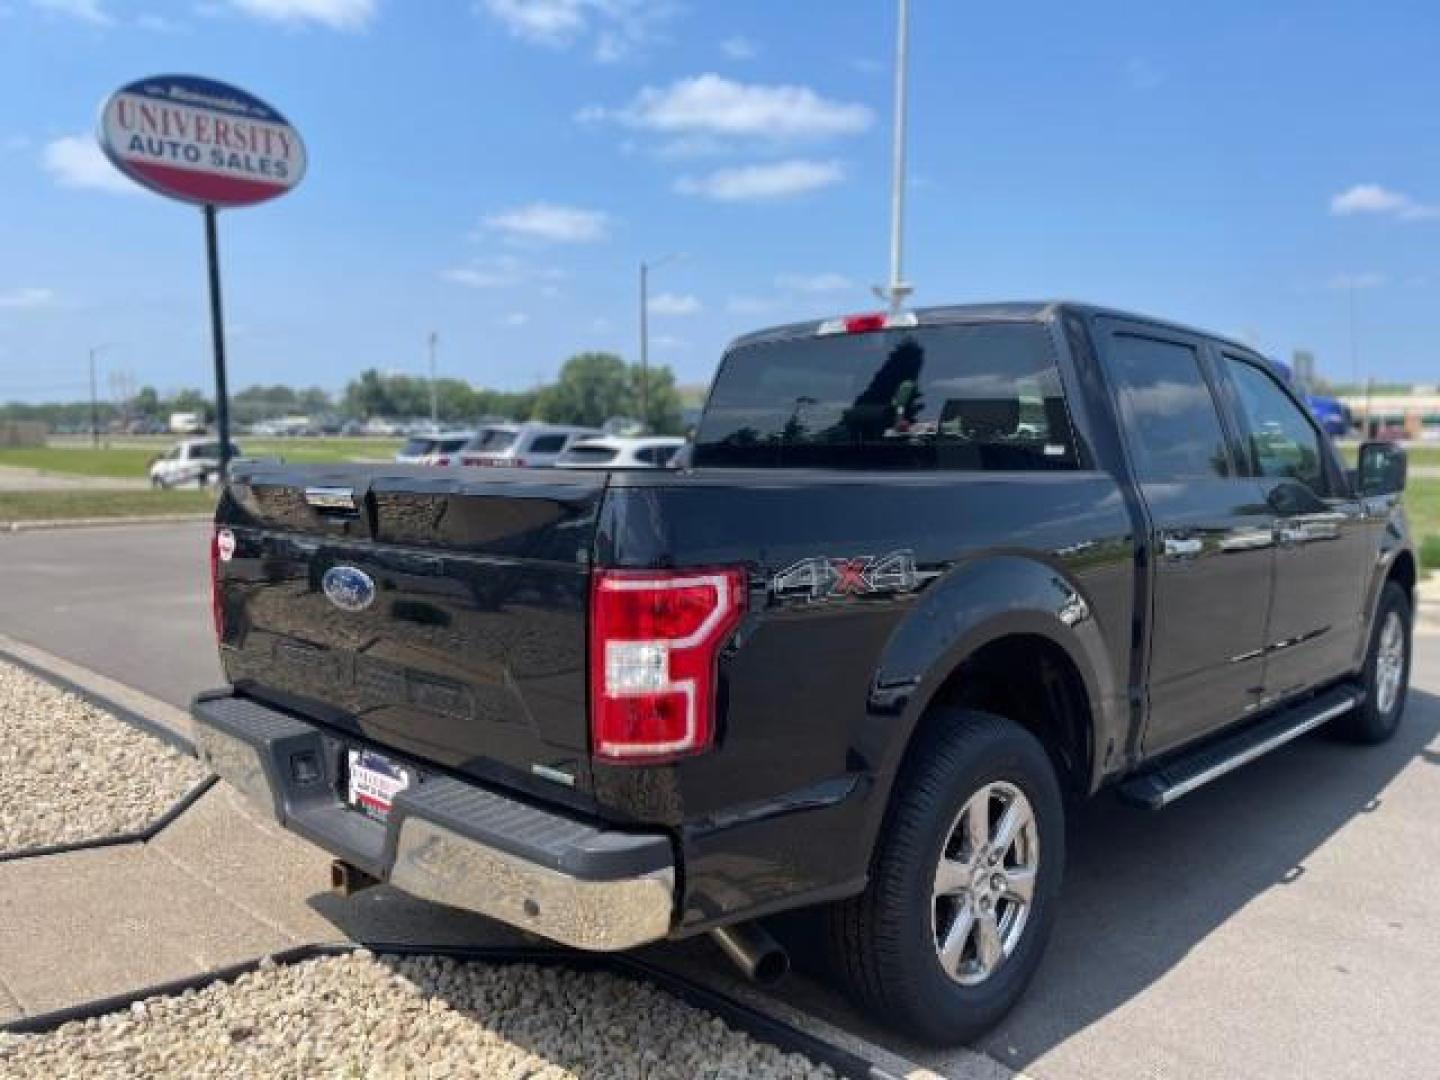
[305,486,360,516]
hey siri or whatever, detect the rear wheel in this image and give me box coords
[825,709,1065,1045]
[1334,580,1411,744]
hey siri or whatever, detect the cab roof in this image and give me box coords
[727,300,1265,361]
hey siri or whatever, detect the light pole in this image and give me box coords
[875,0,913,312]
[88,343,118,448]
[639,253,682,431]
[427,331,439,428]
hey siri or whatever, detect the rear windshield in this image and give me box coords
[400,437,435,457]
[465,429,517,453]
[693,322,1077,470]
[562,445,619,463]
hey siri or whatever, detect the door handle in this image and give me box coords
[1162,535,1204,559]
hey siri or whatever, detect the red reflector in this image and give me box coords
[844,313,888,334]
[590,568,746,762]
[210,528,226,640]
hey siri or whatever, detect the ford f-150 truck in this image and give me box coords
[193,302,1414,1044]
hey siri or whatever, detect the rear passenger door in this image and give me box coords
[1098,322,1274,756]
[1217,354,1370,702]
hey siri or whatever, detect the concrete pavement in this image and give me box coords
[0,521,221,710]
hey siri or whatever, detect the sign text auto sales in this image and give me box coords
[112,96,297,180]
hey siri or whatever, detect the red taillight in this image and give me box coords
[589,568,746,762]
[211,527,232,640]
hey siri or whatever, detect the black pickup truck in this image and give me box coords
[193,302,1413,1043]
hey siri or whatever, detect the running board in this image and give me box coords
[1118,685,1361,809]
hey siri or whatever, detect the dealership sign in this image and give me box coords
[98,74,306,208]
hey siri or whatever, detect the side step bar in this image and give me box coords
[1118,685,1361,809]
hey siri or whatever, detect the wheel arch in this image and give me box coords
[857,556,1124,863]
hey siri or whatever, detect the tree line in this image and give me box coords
[0,353,688,435]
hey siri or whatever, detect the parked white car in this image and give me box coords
[555,435,686,470]
[394,432,474,465]
[458,423,601,468]
[149,438,239,489]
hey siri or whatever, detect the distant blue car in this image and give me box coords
[1305,395,1351,438]
[1267,358,1350,437]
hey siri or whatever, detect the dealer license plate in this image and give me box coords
[346,749,410,823]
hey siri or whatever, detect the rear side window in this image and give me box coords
[641,445,679,466]
[1106,335,1230,483]
[528,435,568,455]
[466,429,517,453]
[693,323,1076,470]
[564,445,618,463]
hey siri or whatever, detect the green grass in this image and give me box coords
[0,437,403,480]
[0,489,216,523]
[0,446,158,478]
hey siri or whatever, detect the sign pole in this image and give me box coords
[203,204,231,473]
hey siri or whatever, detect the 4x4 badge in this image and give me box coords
[772,551,920,601]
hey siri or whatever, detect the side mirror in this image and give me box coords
[1358,441,1407,497]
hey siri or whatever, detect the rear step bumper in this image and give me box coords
[190,690,675,951]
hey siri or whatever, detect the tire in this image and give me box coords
[1333,580,1411,744]
[825,709,1065,1045]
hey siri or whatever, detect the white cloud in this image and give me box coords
[0,287,57,309]
[648,292,701,316]
[726,295,780,315]
[675,159,844,202]
[482,202,611,244]
[501,312,531,327]
[1330,183,1439,222]
[441,255,564,289]
[31,0,112,24]
[582,74,873,143]
[476,0,673,62]
[1125,58,1163,91]
[651,334,688,349]
[1328,272,1386,291]
[776,272,855,294]
[41,136,140,194]
[136,12,182,30]
[720,35,757,60]
[226,0,375,30]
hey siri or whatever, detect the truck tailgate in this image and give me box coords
[216,463,604,797]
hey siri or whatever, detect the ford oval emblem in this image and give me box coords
[322,566,376,613]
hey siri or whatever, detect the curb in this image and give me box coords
[2,514,212,533]
[0,634,193,752]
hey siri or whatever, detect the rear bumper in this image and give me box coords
[190,691,675,951]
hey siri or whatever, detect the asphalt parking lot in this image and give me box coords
[1,520,1438,1080]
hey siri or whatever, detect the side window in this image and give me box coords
[1225,358,1329,495]
[529,434,568,455]
[1106,334,1231,482]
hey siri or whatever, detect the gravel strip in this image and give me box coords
[0,951,835,1079]
[0,659,208,854]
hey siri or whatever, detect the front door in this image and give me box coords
[1098,324,1274,756]
[1219,355,1370,702]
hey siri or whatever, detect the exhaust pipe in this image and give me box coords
[330,859,379,898]
[709,922,790,986]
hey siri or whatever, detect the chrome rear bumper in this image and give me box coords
[191,691,675,951]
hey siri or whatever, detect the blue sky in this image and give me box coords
[1,0,1437,402]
